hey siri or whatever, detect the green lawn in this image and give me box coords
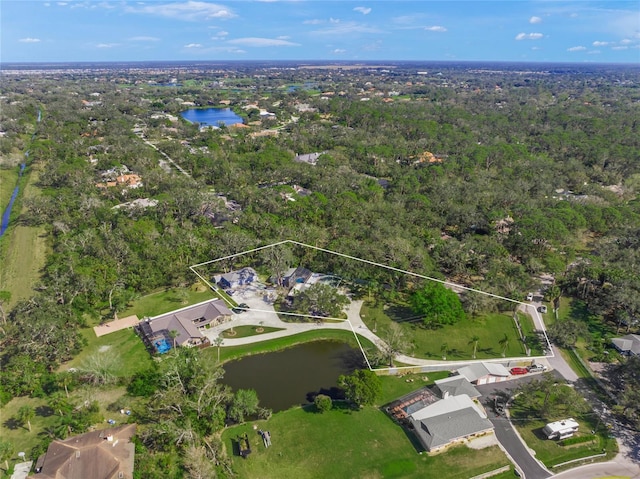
[117,286,216,320]
[361,302,530,360]
[511,416,616,468]
[220,325,285,338]
[0,166,49,308]
[204,330,376,364]
[60,328,153,377]
[378,371,450,405]
[222,405,510,479]
[0,169,19,213]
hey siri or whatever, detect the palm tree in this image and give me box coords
[469,335,480,359]
[213,336,224,362]
[17,405,35,432]
[169,329,179,352]
[499,334,509,358]
[0,438,13,471]
[440,343,448,361]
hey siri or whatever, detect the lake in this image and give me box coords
[180,107,244,127]
[220,340,366,412]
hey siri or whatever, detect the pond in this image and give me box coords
[220,340,366,412]
[180,107,244,127]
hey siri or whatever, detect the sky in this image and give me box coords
[2,1,639,64]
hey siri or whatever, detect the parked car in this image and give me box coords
[528,364,547,372]
[232,303,250,314]
[526,292,534,301]
[538,305,548,313]
[510,367,528,375]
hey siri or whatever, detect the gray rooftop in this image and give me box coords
[434,376,481,399]
[411,406,494,451]
[612,334,640,355]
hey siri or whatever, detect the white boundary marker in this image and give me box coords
[189,240,554,372]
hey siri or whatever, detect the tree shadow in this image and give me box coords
[3,417,20,430]
[339,348,368,370]
[36,405,54,418]
[386,304,421,322]
[305,386,345,405]
[531,427,550,441]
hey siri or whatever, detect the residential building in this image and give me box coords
[409,394,494,452]
[611,334,640,356]
[32,424,136,479]
[434,375,481,399]
[456,362,510,385]
[137,299,232,353]
[218,267,257,289]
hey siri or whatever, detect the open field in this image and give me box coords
[378,371,450,405]
[0,169,19,213]
[222,405,510,479]
[60,328,153,377]
[117,286,215,320]
[0,167,48,307]
[361,302,532,360]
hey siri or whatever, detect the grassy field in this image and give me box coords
[361,302,531,360]
[204,330,376,364]
[511,415,616,468]
[117,286,216,320]
[222,405,510,479]
[220,325,285,338]
[378,371,450,405]
[0,167,48,308]
[0,169,19,213]
[60,328,153,377]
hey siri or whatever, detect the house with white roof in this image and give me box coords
[611,334,640,356]
[456,362,510,385]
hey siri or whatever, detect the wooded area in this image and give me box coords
[1,61,639,476]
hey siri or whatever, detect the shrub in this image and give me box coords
[560,434,596,446]
[314,394,333,413]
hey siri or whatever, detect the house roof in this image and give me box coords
[456,363,510,382]
[32,424,136,479]
[434,376,480,399]
[612,334,640,355]
[409,395,493,450]
[144,299,232,345]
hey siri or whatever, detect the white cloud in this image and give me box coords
[567,46,586,52]
[587,50,601,55]
[226,37,300,47]
[620,39,632,44]
[97,43,119,48]
[329,17,340,24]
[353,7,371,15]
[19,37,41,43]
[129,36,160,42]
[303,19,324,25]
[612,45,629,50]
[592,41,609,47]
[333,48,346,54]
[529,16,542,24]
[126,1,236,21]
[277,36,290,40]
[184,43,203,48]
[311,21,383,35]
[425,26,447,32]
[515,32,543,40]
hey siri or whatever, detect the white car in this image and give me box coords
[526,292,534,301]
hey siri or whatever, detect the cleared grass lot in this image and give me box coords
[222,405,510,479]
[360,301,536,360]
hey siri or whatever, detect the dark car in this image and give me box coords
[232,303,250,314]
[510,367,528,375]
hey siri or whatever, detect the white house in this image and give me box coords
[542,418,579,440]
[456,362,510,385]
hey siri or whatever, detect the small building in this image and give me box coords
[137,299,232,353]
[282,266,313,288]
[409,394,494,453]
[611,334,640,356]
[434,376,480,399]
[456,362,510,385]
[218,267,257,289]
[542,418,579,440]
[32,424,136,479]
[293,152,326,166]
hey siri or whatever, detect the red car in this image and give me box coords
[510,367,528,375]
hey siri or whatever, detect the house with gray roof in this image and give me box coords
[137,299,232,353]
[409,394,494,452]
[611,334,640,356]
[434,376,480,399]
[293,151,326,165]
[456,362,510,385]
